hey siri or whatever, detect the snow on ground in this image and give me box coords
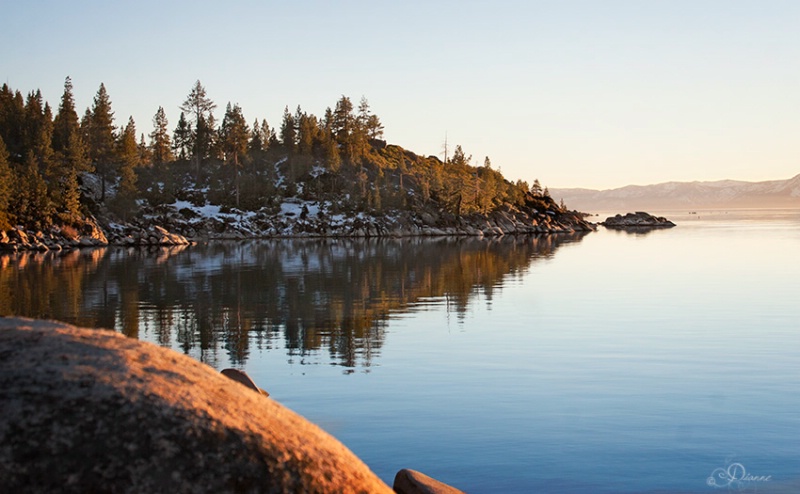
[169,201,257,232]
[310,164,326,178]
[280,200,320,217]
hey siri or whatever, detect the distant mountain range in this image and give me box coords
[551,174,800,212]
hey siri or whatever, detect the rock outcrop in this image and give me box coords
[122,201,595,242]
[393,469,466,494]
[0,221,190,253]
[0,317,393,493]
[601,211,676,229]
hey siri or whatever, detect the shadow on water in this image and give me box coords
[1,232,588,367]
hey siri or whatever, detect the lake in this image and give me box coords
[1,209,798,493]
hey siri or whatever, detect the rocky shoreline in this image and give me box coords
[1,200,596,253]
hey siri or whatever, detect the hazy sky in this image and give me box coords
[3,1,799,189]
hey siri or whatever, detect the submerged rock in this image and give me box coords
[0,317,393,494]
[602,211,676,229]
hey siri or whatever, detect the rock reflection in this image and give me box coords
[1,233,587,367]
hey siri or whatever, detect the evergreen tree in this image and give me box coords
[194,113,216,165]
[22,90,47,153]
[180,80,216,181]
[52,77,89,220]
[297,111,319,158]
[13,151,53,228]
[52,77,80,153]
[0,136,13,230]
[149,106,173,166]
[180,80,216,124]
[333,95,356,163]
[86,83,117,202]
[280,106,296,153]
[58,131,89,220]
[0,86,26,161]
[248,118,265,156]
[113,117,139,218]
[320,107,341,174]
[358,96,384,140]
[262,119,275,149]
[172,111,191,161]
[366,114,384,140]
[450,145,470,167]
[220,103,249,208]
[531,178,542,197]
[138,133,152,167]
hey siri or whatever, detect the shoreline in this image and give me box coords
[1,205,596,253]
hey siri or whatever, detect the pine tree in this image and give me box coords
[138,133,152,167]
[280,106,296,153]
[59,131,88,219]
[172,112,191,161]
[261,119,274,150]
[149,106,173,166]
[531,178,543,197]
[297,111,318,158]
[180,80,216,124]
[450,145,470,167]
[0,86,26,161]
[333,96,356,163]
[52,77,89,220]
[358,96,384,140]
[52,77,81,154]
[180,80,216,182]
[87,83,117,202]
[0,136,13,230]
[220,103,249,208]
[112,117,139,219]
[248,118,264,156]
[14,151,53,228]
[194,113,216,167]
[22,90,47,153]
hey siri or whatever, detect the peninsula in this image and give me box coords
[0,79,592,252]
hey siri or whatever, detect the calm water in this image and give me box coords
[2,209,799,493]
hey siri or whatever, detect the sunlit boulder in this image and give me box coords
[0,317,393,493]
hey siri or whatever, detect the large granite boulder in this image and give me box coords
[602,211,675,229]
[0,317,393,494]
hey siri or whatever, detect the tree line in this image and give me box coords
[0,78,559,232]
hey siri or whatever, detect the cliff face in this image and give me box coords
[0,317,393,494]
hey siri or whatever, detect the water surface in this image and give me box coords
[2,210,798,493]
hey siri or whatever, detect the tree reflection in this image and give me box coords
[0,233,587,368]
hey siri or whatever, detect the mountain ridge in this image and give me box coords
[551,173,800,211]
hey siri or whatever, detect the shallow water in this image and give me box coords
[2,209,798,493]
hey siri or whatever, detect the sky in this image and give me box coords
[2,0,799,190]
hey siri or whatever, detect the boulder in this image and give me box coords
[0,317,393,494]
[220,368,269,396]
[393,469,465,494]
[602,211,676,229]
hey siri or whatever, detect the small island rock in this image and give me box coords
[602,211,675,229]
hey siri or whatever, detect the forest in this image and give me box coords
[0,78,562,233]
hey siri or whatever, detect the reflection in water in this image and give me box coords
[1,234,587,367]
